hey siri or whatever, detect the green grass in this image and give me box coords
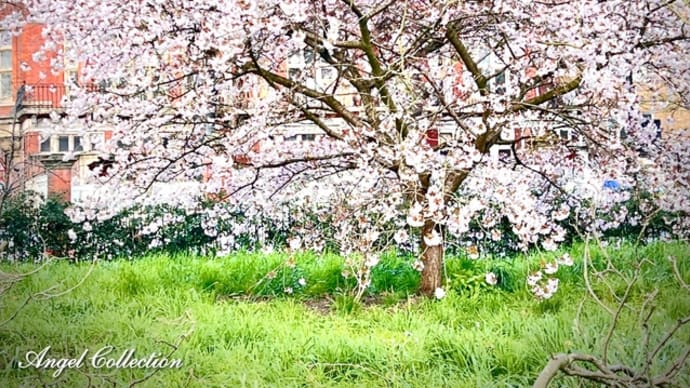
[0,241,689,387]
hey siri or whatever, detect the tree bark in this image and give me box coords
[420,221,443,297]
[533,354,572,388]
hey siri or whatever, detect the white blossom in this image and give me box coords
[485,272,498,286]
[544,261,559,275]
[423,230,442,247]
[558,253,574,266]
[434,287,446,300]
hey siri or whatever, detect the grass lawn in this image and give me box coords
[0,242,689,387]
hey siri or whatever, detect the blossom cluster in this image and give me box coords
[5,0,688,298]
[528,253,574,300]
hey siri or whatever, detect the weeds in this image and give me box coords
[0,241,687,386]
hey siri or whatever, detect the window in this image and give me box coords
[0,30,11,100]
[40,135,86,153]
[494,71,506,95]
[287,48,329,107]
[556,128,584,146]
[63,39,79,88]
[491,144,513,163]
[288,68,302,81]
[97,79,110,92]
[74,136,83,151]
[40,138,51,152]
[320,68,334,80]
[315,67,336,94]
[288,67,307,105]
[301,134,316,141]
[303,48,315,65]
[641,114,661,140]
[0,54,10,69]
[558,129,570,140]
[605,118,626,141]
[58,136,70,152]
[65,70,78,86]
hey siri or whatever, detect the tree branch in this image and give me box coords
[245,63,366,131]
[446,24,488,95]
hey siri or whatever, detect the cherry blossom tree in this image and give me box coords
[13,0,690,296]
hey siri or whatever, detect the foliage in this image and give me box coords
[1,196,256,261]
[0,193,73,260]
[0,194,41,260]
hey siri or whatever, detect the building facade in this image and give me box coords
[0,7,110,202]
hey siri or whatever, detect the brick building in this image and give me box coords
[0,6,110,202]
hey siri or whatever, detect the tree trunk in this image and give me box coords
[420,221,443,297]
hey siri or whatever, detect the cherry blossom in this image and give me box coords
[423,230,443,247]
[434,287,446,300]
[558,253,574,267]
[528,271,543,287]
[544,262,559,275]
[485,272,498,286]
[9,0,690,297]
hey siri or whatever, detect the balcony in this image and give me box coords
[14,83,66,113]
